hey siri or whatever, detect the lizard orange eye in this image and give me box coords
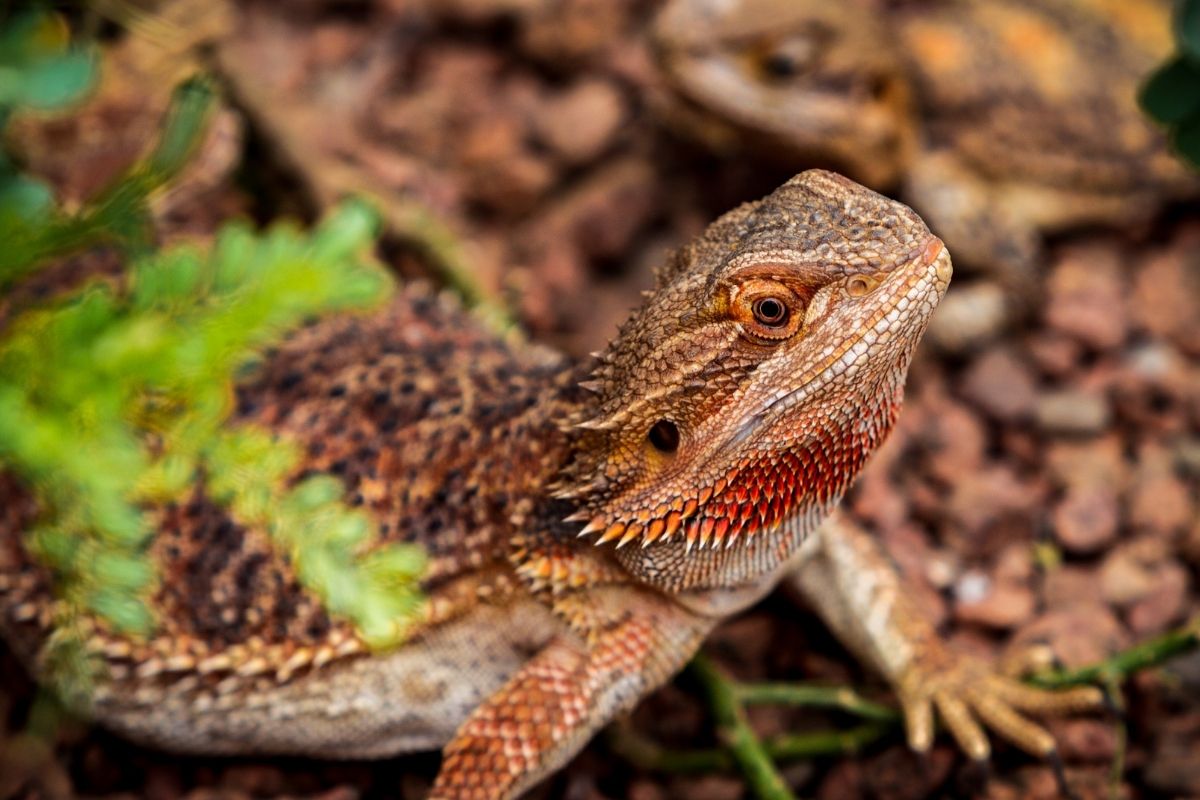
[752,297,789,327]
[730,278,804,341]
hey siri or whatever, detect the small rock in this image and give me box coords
[1172,437,1200,480]
[961,346,1037,420]
[1128,444,1193,535]
[1131,246,1200,356]
[945,465,1043,544]
[817,760,863,800]
[927,281,1008,352]
[982,765,1061,800]
[954,569,1036,629]
[1044,245,1128,350]
[920,396,988,484]
[1048,718,1119,762]
[1042,564,1103,610]
[627,780,667,800]
[994,541,1035,583]
[1010,607,1129,668]
[533,79,626,165]
[1127,559,1189,635]
[1052,485,1119,554]
[863,745,957,800]
[849,466,910,533]
[1025,331,1083,378]
[1145,712,1200,795]
[1035,389,1111,436]
[668,774,746,800]
[1099,539,1165,606]
[219,765,287,796]
[1045,435,1128,490]
[1184,516,1200,569]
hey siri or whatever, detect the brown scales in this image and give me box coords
[0,284,578,688]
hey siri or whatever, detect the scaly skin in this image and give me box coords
[0,171,1099,799]
[652,0,1198,350]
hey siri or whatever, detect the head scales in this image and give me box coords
[555,170,951,591]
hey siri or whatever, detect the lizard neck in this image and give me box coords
[607,366,904,596]
[513,355,906,604]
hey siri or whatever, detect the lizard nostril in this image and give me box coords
[647,420,680,453]
[921,236,946,266]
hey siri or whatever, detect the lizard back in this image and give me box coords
[0,285,576,699]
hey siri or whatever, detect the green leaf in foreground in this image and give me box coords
[1177,0,1200,63]
[1140,56,1200,125]
[0,10,96,110]
[1173,113,1200,168]
[0,75,215,285]
[0,197,420,707]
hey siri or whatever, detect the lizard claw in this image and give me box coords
[895,647,1104,762]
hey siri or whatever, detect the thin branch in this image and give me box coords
[1028,620,1200,689]
[735,682,900,722]
[766,720,893,761]
[608,719,893,775]
[690,655,798,800]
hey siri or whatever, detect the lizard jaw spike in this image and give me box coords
[552,478,606,501]
[575,416,619,432]
[563,510,591,524]
[662,511,682,541]
[595,523,626,546]
[615,523,644,549]
[641,518,666,548]
[575,516,607,538]
[712,518,730,548]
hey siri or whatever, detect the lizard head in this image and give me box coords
[652,0,914,188]
[558,170,950,588]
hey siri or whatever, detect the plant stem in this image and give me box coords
[1028,621,1199,689]
[690,655,798,800]
[736,682,900,722]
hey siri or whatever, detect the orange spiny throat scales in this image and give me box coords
[554,170,951,592]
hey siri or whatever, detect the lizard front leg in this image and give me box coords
[787,509,1103,762]
[429,587,710,800]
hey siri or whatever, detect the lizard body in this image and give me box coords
[0,171,1099,798]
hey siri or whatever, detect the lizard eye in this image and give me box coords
[731,279,804,341]
[756,26,831,81]
[763,48,805,79]
[647,419,680,453]
[752,297,789,327]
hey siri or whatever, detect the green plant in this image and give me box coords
[0,12,427,703]
[1140,0,1200,168]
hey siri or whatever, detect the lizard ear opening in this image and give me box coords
[647,419,680,454]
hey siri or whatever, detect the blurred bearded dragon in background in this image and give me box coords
[653,0,1199,352]
[0,171,1102,799]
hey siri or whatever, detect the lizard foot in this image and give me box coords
[895,645,1104,762]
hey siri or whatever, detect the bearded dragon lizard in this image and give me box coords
[0,171,1101,799]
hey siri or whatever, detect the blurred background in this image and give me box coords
[1,0,1199,798]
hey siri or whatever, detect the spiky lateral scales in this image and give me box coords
[0,286,577,691]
